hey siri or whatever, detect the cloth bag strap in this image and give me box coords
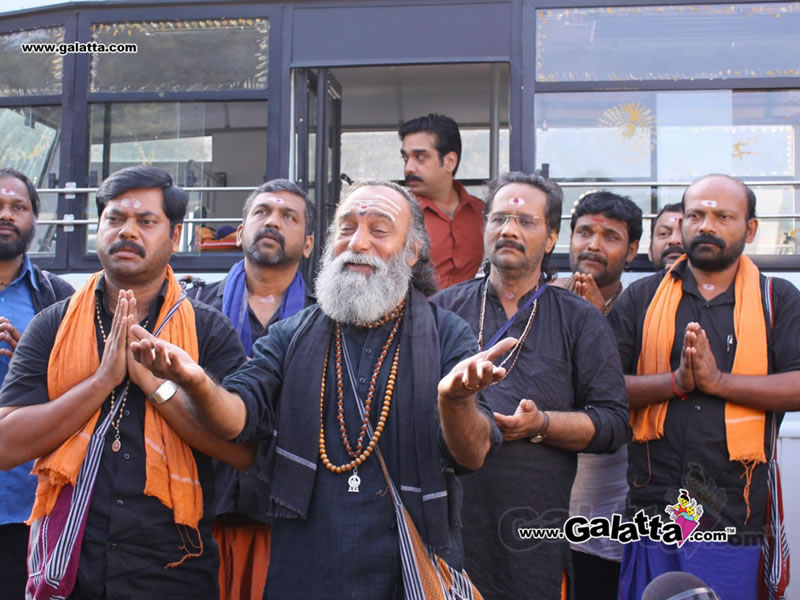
[341,334,480,600]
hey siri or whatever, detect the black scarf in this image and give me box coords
[268,287,452,550]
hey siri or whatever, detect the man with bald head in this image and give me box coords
[130,180,514,598]
[610,174,800,599]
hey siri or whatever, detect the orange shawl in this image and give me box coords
[632,254,767,513]
[29,267,203,558]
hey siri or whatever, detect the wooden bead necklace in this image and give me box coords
[477,278,538,378]
[318,300,405,476]
[95,300,148,453]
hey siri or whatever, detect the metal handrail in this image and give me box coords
[36,213,800,226]
[35,186,261,194]
[38,217,243,226]
[31,180,800,194]
[555,180,800,188]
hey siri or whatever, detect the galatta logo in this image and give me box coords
[560,489,733,547]
[665,488,703,548]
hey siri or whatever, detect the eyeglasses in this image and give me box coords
[486,212,542,230]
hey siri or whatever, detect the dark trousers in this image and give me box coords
[571,549,621,600]
[0,523,30,599]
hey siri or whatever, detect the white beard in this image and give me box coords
[315,246,411,326]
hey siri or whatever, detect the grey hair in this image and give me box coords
[242,179,315,235]
[334,180,438,296]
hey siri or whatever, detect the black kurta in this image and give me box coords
[432,277,631,600]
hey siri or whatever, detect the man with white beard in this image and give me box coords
[129,180,514,599]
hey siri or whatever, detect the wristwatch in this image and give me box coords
[148,380,179,405]
[529,411,550,444]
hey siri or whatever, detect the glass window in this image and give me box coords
[87,101,267,254]
[537,3,800,82]
[536,90,800,255]
[340,129,509,185]
[90,18,270,93]
[0,106,61,256]
[0,27,63,95]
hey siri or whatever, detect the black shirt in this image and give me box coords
[187,273,315,521]
[609,261,800,539]
[187,274,315,341]
[432,277,631,599]
[0,276,247,600]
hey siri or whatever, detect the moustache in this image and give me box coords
[495,239,526,253]
[404,174,424,185]
[256,227,285,248]
[661,245,685,260]
[109,240,145,257]
[577,251,607,267]
[0,222,20,235]
[689,234,726,251]
[336,250,384,271]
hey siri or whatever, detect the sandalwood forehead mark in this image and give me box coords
[0,188,18,196]
[700,200,718,207]
[506,197,526,206]
[119,197,142,209]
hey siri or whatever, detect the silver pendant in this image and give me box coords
[348,468,361,493]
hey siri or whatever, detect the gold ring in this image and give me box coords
[464,382,476,391]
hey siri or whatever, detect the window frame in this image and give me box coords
[527,0,800,272]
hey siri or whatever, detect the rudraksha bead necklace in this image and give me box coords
[319,301,405,474]
[95,299,148,453]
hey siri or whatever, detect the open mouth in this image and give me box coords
[343,262,375,274]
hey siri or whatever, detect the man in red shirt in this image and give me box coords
[400,113,484,289]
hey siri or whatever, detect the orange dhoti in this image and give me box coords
[213,519,271,600]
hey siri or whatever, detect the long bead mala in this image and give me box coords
[319,303,404,474]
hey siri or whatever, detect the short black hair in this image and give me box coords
[0,167,40,217]
[570,191,643,244]
[242,179,315,236]
[681,174,756,221]
[96,166,188,233]
[650,202,683,235]
[484,171,564,282]
[398,113,463,175]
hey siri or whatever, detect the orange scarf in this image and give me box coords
[633,254,767,516]
[29,267,204,563]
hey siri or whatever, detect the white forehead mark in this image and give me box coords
[506,197,526,206]
[0,188,17,196]
[703,283,715,290]
[120,197,142,209]
[667,216,680,223]
[341,190,403,222]
[700,200,718,207]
